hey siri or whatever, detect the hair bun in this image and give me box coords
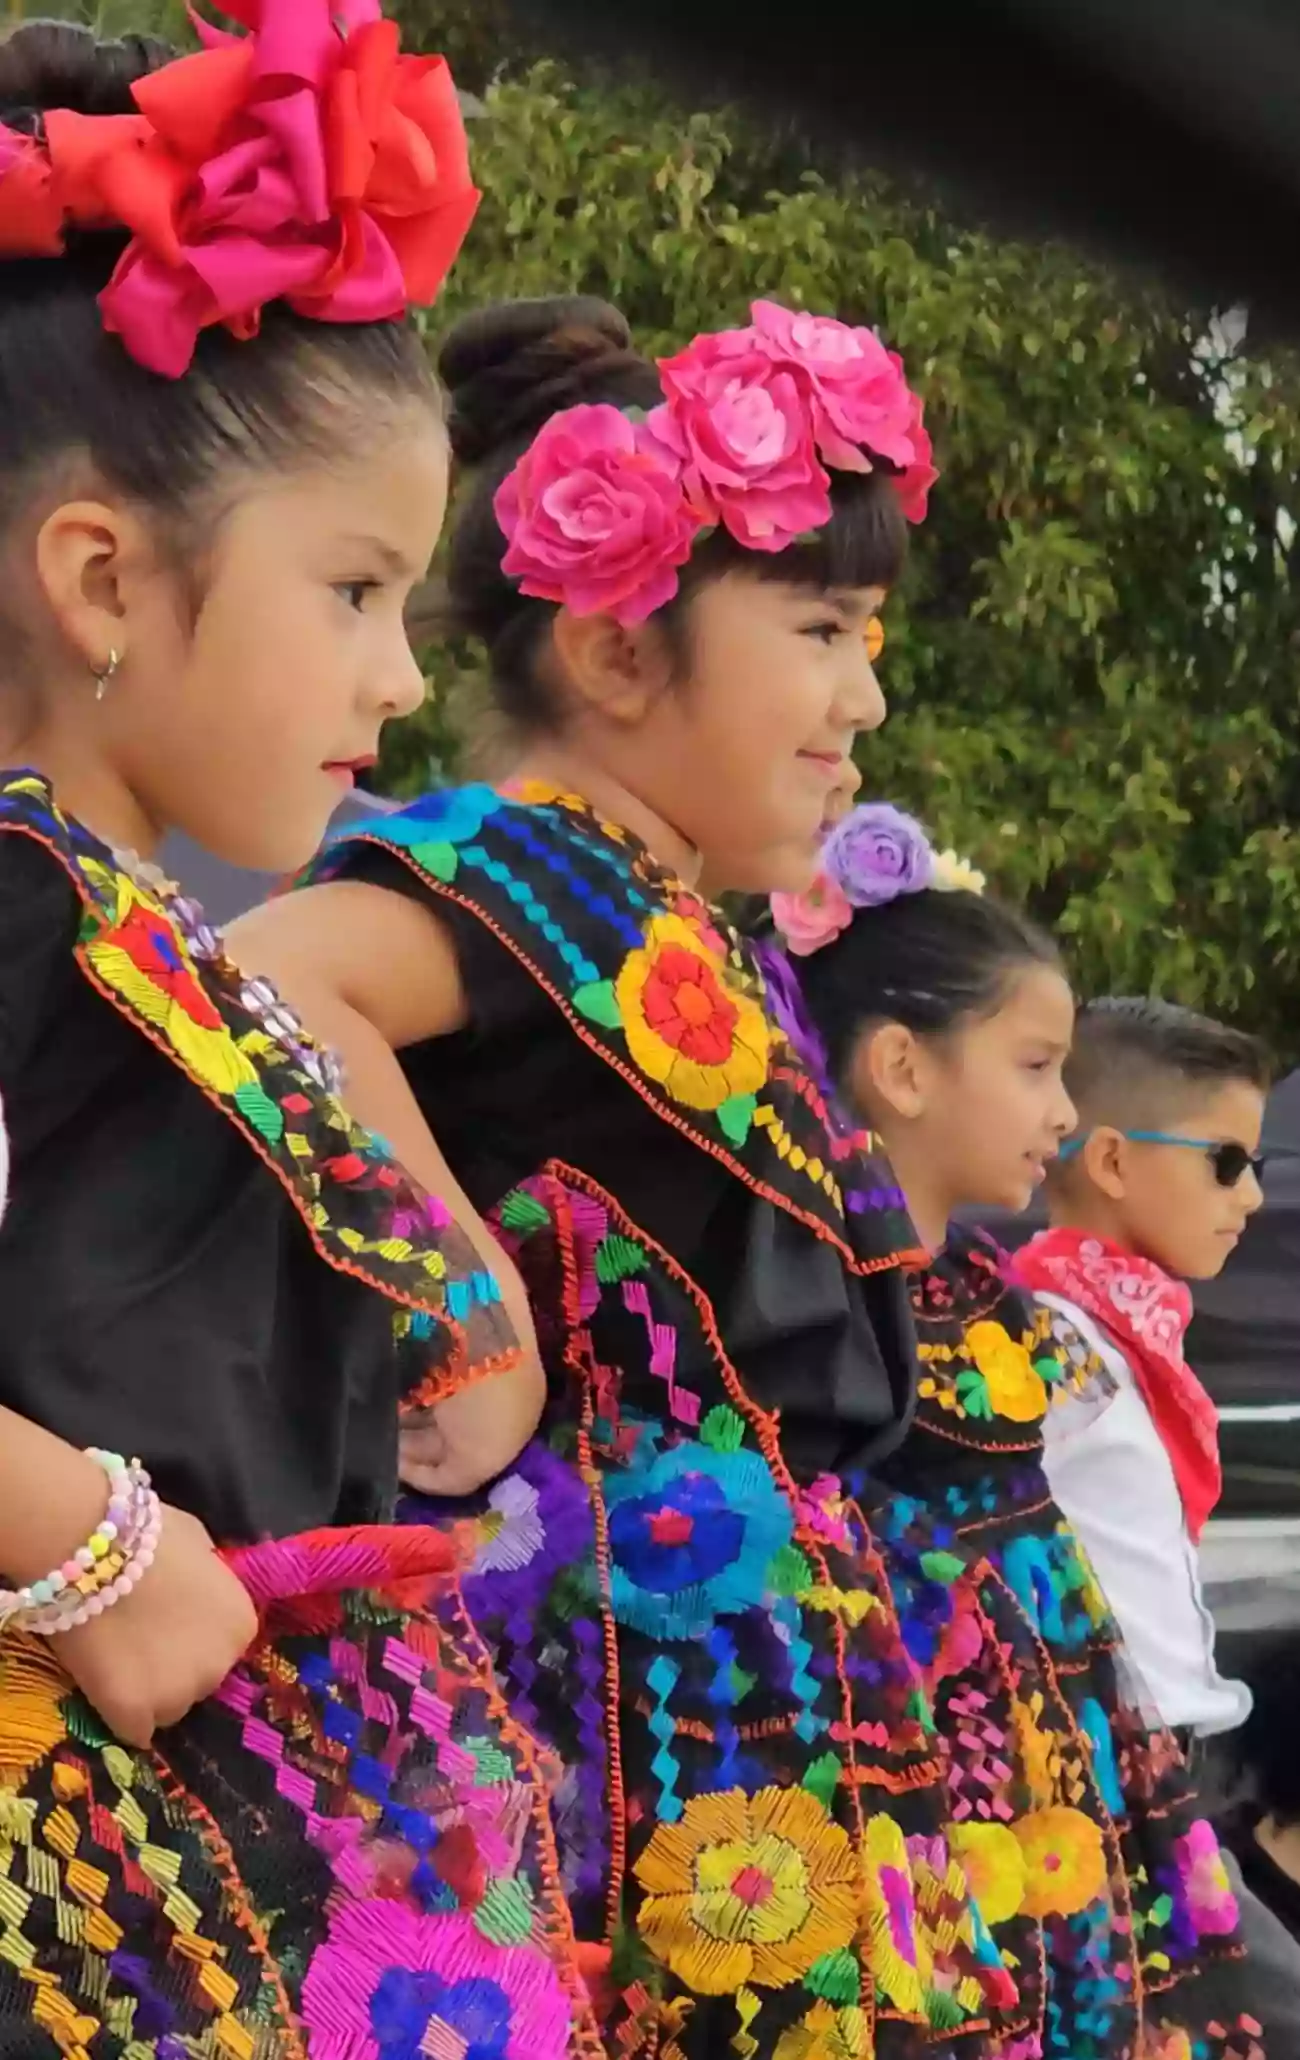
[437,294,657,469]
[0,21,173,129]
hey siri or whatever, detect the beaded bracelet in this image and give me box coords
[0,1450,162,1636]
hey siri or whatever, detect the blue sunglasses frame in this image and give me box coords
[1057,1128,1266,1187]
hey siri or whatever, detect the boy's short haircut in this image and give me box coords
[1063,996,1272,1137]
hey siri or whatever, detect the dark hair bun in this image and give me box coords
[0,20,173,129]
[437,294,658,469]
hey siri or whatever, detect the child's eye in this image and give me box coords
[336,579,378,612]
[803,620,844,644]
[865,615,885,662]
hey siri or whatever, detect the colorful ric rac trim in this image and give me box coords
[0,768,519,1405]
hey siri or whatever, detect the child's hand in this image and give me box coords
[400,1365,545,1499]
[58,1505,257,1747]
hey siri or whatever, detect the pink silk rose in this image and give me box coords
[494,403,705,625]
[750,299,919,476]
[893,389,940,523]
[769,871,854,956]
[650,327,832,551]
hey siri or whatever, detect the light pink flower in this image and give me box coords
[494,403,704,625]
[769,870,853,956]
[750,300,918,472]
[650,327,831,551]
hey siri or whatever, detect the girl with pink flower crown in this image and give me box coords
[233,293,1263,2057]
[0,17,599,2060]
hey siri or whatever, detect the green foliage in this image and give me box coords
[404,64,1300,1058]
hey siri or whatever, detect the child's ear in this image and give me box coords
[850,1020,929,1124]
[550,606,674,726]
[1082,1124,1129,1200]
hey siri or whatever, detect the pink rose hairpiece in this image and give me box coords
[770,802,984,956]
[494,299,938,628]
[0,0,479,378]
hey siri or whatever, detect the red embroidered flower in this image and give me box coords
[115,903,224,1028]
[639,945,739,1068]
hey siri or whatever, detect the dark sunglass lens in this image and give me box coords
[1210,1144,1258,1187]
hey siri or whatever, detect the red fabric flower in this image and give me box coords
[0,0,477,377]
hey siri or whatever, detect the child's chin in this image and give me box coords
[993,1175,1038,1220]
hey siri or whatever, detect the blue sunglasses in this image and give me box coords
[1058,1129,1266,1188]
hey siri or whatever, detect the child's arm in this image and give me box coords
[0,1406,257,1744]
[227,882,546,1494]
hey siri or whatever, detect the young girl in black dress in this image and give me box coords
[0,20,592,2058]
[761,801,1275,2047]
[234,296,1266,2056]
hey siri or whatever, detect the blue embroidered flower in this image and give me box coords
[603,1440,792,1639]
[370,1969,512,2060]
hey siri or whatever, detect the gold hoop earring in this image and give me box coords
[94,649,122,703]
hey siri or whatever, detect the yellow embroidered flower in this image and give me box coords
[965,1321,1048,1423]
[949,1822,1027,1926]
[1012,1692,1061,1808]
[1013,1806,1108,1918]
[1147,2033,1194,2060]
[773,2002,867,2059]
[617,913,769,1113]
[930,848,987,896]
[635,1785,857,1995]
[860,1812,930,2012]
[0,1631,68,1781]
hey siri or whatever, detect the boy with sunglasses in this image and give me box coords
[1015,999,1300,2047]
[1016,996,1268,1749]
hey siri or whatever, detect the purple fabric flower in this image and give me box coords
[823,803,934,907]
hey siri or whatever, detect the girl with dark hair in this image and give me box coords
[765,801,1275,2053]
[0,17,594,2057]
[234,295,1263,2055]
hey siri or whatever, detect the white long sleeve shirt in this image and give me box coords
[1039,1292,1250,1737]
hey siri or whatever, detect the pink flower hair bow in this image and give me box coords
[0,0,479,377]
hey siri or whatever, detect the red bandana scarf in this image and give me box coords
[1015,1228,1222,1540]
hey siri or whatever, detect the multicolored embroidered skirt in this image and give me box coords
[0,1527,599,2060]
[396,1173,1240,2058]
[866,1243,1268,2060]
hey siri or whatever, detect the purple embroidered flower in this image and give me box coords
[823,803,933,908]
[461,1442,593,1620]
[399,1442,592,1624]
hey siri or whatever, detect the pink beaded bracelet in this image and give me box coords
[0,1450,162,1636]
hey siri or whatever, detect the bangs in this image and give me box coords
[750,466,909,593]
